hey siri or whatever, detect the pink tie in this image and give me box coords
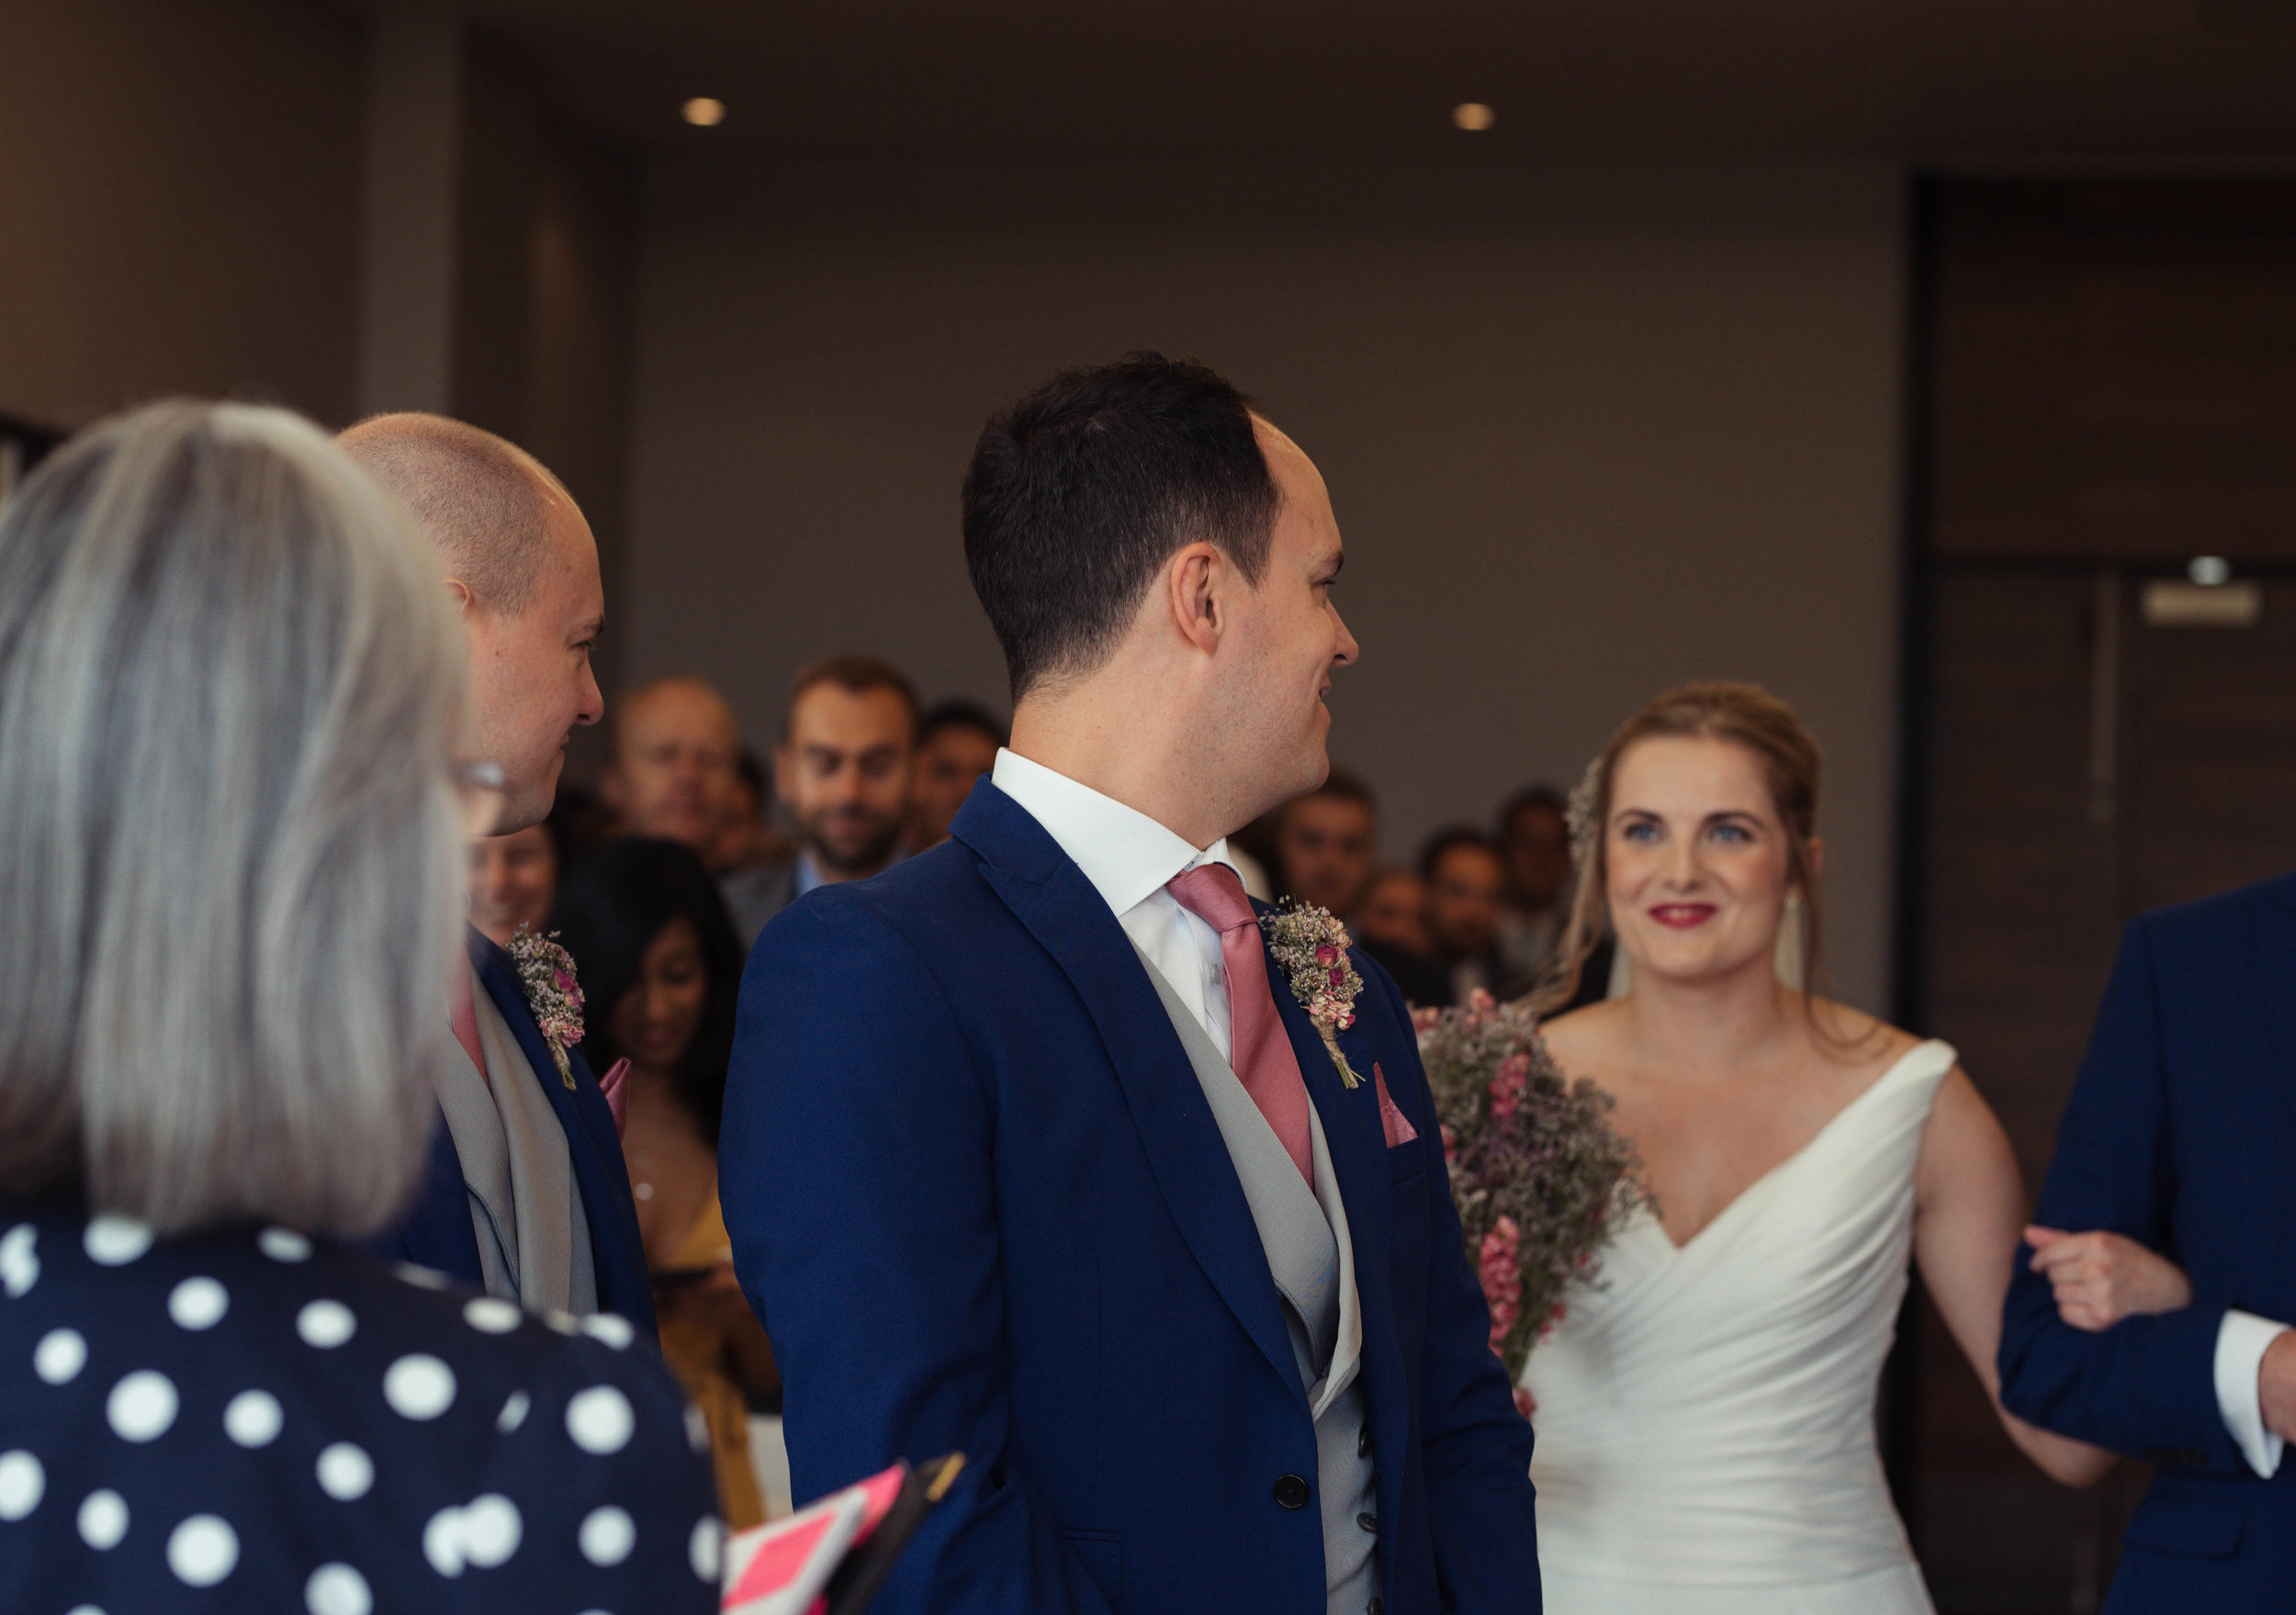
[1166,863,1314,1187]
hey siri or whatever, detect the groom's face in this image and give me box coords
[1216,420,1359,817]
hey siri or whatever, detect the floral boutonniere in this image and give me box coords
[1259,899,1366,1089]
[509,927,586,1090]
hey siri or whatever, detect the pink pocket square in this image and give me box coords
[599,1057,631,1138]
[1373,1062,1418,1148]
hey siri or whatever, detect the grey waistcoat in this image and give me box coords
[433,965,598,1317]
[1136,948,1381,1615]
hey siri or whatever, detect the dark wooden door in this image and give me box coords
[1911,177,2296,1614]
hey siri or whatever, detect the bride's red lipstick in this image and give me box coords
[1649,903,1716,929]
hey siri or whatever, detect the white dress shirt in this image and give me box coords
[2217,1309,2290,1476]
[991,748,1242,1063]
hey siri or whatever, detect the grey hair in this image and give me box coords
[0,399,467,1236]
[336,411,572,614]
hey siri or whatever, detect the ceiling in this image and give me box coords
[346,0,2296,163]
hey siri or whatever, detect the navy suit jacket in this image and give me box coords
[1998,873,2296,1609]
[370,927,657,1338]
[722,782,1540,1614]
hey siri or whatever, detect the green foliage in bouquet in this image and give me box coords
[1414,991,1654,1379]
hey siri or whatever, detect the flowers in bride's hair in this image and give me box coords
[1564,756,1604,873]
[1260,899,1366,1088]
[510,926,586,1089]
[1418,993,1653,1380]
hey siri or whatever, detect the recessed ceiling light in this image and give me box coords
[1452,102,1494,132]
[682,97,726,128]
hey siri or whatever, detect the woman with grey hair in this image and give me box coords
[0,402,719,1610]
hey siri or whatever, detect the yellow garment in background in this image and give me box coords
[657,1189,768,1529]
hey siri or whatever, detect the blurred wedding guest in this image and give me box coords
[340,413,655,1333]
[1422,826,1519,1004]
[0,401,718,1610]
[551,838,778,1530]
[1496,784,1572,983]
[719,655,918,946]
[1270,768,1378,916]
[1525,683,2117,1614]
[602,673,743,856]
[1353,867,1452,1007]
[908,700,1007,851]
[712,748,792,875]
[468,824,558,948]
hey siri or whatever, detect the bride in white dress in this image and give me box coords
[1521,682,2157,1614]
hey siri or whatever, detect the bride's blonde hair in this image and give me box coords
[1534,681,1850,1036]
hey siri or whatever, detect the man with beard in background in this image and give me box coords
[720,656,918,946]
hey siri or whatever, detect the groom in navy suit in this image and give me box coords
[343,414,654,1333]
[1999,873,2296,1610]
[723,354,1539,1614]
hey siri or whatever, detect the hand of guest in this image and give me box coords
[2259,1331,2296,1445]
[657,1262,763,1336]
[2026,1225,2192,1331]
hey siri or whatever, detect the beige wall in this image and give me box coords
[625,160,1907,1010]
[0,0,365,429]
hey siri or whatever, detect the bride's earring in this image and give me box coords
[1784,889,1803,912]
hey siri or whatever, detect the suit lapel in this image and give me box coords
[1264,928,1412,1557]
[468,930,658,1335]
[955,787,1302,1398]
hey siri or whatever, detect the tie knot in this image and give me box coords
[1166,861,1256,934]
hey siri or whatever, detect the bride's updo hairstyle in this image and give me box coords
[1535,681,1835,1022]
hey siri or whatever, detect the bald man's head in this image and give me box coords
[340,412,605,833]
[604,675,743,852]
[338,412,572,613]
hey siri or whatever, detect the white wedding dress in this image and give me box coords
[1524,1038,1955,1615]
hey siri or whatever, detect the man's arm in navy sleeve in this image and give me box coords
[719,895,1117,1613]
[1996,917,2239,1473]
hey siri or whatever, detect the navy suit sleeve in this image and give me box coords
[720,896,1117,1615]
[1367,960,1544,1611]
[1997,916,2238,1471]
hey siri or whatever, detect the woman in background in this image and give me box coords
[467,824,558,948]
[1522,681,2148,1614]
[0,401,717,1609]
[552,836,778,1527]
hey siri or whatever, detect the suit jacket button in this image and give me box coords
[1273,1474,1311,1509]
[1358,1424,1372,1458]
[1357,1511,1378,1532]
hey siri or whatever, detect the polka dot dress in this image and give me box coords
[0,1202,720,1611]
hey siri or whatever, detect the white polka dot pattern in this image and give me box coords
[107,1370,179,1442]
[77,1488,129,1550]
[689,1516,723,1582]
[684,1404,710,1454]
[393,1262,451,1289]
[257,1227,312,1262]
[306,1563,373,1615]
[459,1494,522,1567]
[63,1606,104,1615]
[496,1390,532,1433]
[166,1513,239,1587]
[34,1327,87,1385]
[83,1216,152,1267]
[1,1224,39,1296]
[565,1385,635,1455]
[297,1298,356,1349]
[384,1354,456,1420]
[223,1389,284,1448]
[316,1441,374,1501]
[0,1450,44,1520]
[579,1313,634,1351]
[167,1275,229,1330]
[579,1504,636,1566]
[542,1309,579,1335]
[462,1296,521,1334]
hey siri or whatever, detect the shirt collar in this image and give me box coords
[990,747,1237,919]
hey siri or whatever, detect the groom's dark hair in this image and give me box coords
[962,352,1280,700]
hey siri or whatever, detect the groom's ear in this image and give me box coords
[1165,541,1227,656]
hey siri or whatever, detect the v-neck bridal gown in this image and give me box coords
[1523,1038,1956,1615]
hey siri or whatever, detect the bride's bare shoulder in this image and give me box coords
[1536,996,1628,1071]
[1805,998,1922,1077]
